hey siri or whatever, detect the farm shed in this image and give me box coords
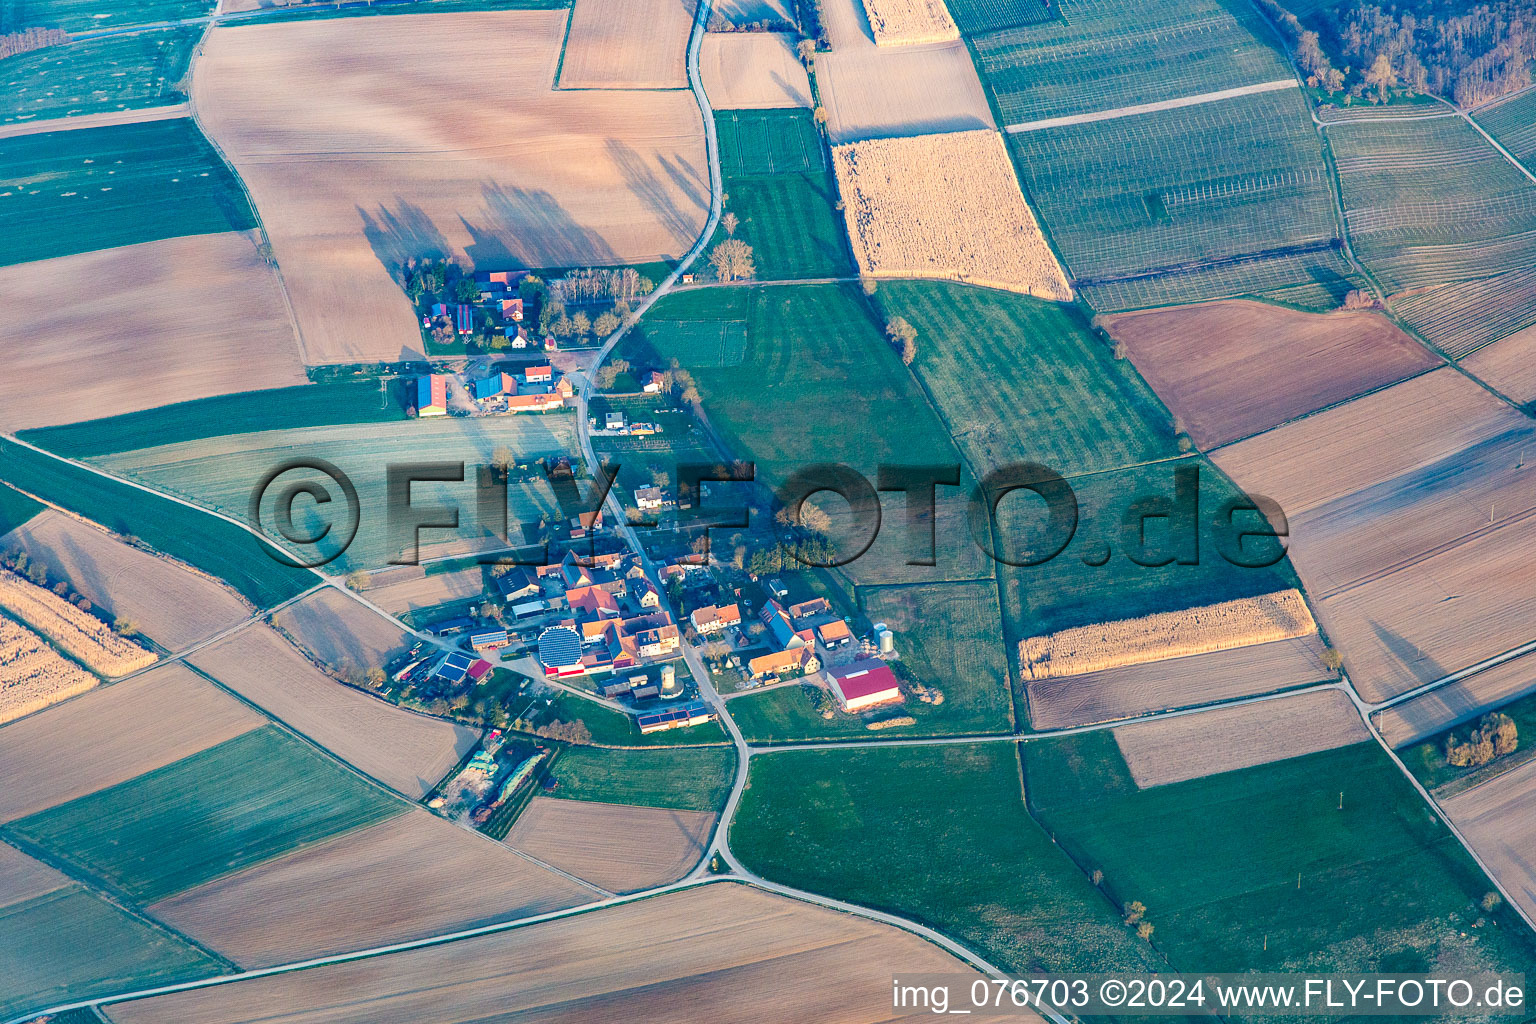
[828,661,902,712]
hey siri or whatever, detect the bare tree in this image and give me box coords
[708,239,756,282]
[721,211,740,237]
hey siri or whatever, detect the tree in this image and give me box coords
[1090,869,1104,886]
[1137,922,1155,942]
[491,445,514,478]
[454,276,481,303]
[113,618,140,637]
[860,277,877,296]
[594,311,620,336]
[721,211,740,237]
[571,311,591,338]
[1364,52,1397,102]
[813,106,828,126]
[797,37,816,65]
[1123,900,1146,925]
[885,316,918,364]
[365,667,386,688]
[595,364,621,389]
[1483,891,1504,912]
[707,238,756,282]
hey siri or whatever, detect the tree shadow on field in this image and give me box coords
[467,181,620,270]
[607,139,706,249]
[359,200,452,279]
[1370,617,1448,691]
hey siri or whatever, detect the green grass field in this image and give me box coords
[0,482,43,535]
[538,690,730,747]
[9,726,405,903]
[732,742,1163,973]
[22,379,407,457]
[0,885,219,1020]
[1022,737,1536,973]
[228,0,567,25]
[547,743,735,812]
[878,280,1176,477]
[716,109,824,177]
[0,438,318,608]
[0,28,198,126]
[3,0,213,31]
[0,117,254,267]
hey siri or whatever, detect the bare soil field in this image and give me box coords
[0,569,155,677]
[505,798,715,892]
[0,662,265,821]
[833,130,1070,298]
[270,586,412,675]
[858,0,957,44]
[559,0,695,89]
[356,567,484,618]
[1377,655,1536,748]
[712,0,794,22]
[151,809,590,967]
[1020,590,1314,680]
[192,12,709,364]
[1442,758,1536,922]
[188,624,476,799]
[108,884,1019,1024]
[1215,368,1536,702]
[1026,634,1336,730]
[0,104,190,140]
[0,614,98,725]
[0,842,68,907]
[1105,300,1441,448]
[0,233,306,430]
[1113,689,1368,788]
[699,33,812,109]
[1,511,252,652]
[1462,323,1536,405]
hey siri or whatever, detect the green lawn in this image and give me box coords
[0,885,219,1020]
[21,379,407,457]
[547,743,735,812]
[716,108,824,177]
[1022,737,1536,974]
[0,482,43,535]
[4,0,214,32]
[0,438,318,608]
[732,742,1163,973]
[0,28,198,126]
[0,117,254,267]
[9,726,405,903]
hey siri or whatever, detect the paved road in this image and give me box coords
[1004,79,1297,134]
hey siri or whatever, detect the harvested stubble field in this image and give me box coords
[270,586,413,677]
[0,28,199,127]
[1463,322,1536,405]
[1105,300,1441,448]
[858,0,957,44]
[352,565,484,616]
[0,232,306,431]
[193,13,708,364]
[698,33,810,109]
[1214,368,1536,703]
[1441,757,1536,923]
[1112,689,1367,788]
[0,568,154,676]
[151,808,590,967]
[1375,653,1536,749]
[188,624,476,800]
[0,613,96,725]
[1,511,252,651]
[0,662,265,822]
[1019,589,1314,680]
[109,884,1019,1024]
[10,725,406,903]
[1025,634,1336,730]
[505,797,715,892]
[833,130,1071,299]
[0,842,67,907]
[558,0,694,89]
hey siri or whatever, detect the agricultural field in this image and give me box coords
[0,612,97,724]
[1441,758,1536,923]
[188,624,477,800]
[95,416,577,572]
[857,0,956,44]
[8,725,406,903]
[4,0,214,32]
[0,117,256,268]
[547,743,734,812]
[358,564,485,616]
[193,12,708,363]
[711,0,793,23]
[711,109,853,280]
[0,568,155,676]
[1462,320,1536,406]
[1391,267,1536,359]
[698,32,811,109]
[733,742,1163,973]
[1105,299,1441,447]
[0,28,198,126]
[21,378,403,458]
[833,131,1071,298]
[972,0,1291,126]
[0,232,307,432]
[107,884,1005,1024]
[1111,688,1367,787]
[0,484,42,536]
[1026,634,1336,730]
[0,884,219,1022]
[1214,368,1536,702]
[150,808,589,967]
[1375,652,1536,749]
[1328,114,1536,296]
[0,438,319,608]
[0,663,265,822]
[1009,88,1336,286]
[557,0,693,89]
[0,842,67,905]
[1078,245,1368,313]
[1475,88,1536,163]
[270,586,414,677]
[504,797,715,892]
[1022,737,1536,973]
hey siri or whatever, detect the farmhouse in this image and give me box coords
[828,661,902,712]
[474,372,515,401]
[496,567,542,603]
[817,619,853,647]
[499,297,524,322]
[637,701,716,734]
[788,598,830,620]
[689,604,741,635]
[643,371,667,393]
[760,599,806,650]
[416,375,448,417]
[525,365,553,384]
[634,486,666,511]
[475,269,526,296]
[748,646,818,680]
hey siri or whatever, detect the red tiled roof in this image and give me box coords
[832,663,900,701]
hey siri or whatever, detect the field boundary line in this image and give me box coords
[499,843,614,898]
[1003,79,1297,134]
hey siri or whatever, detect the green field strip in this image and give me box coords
[228,0,568,26]
[3,0,215,33]
[545,744,735,812]
[7,725,407,904]
[0,28,200,127]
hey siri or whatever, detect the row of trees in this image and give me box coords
[1446,711,1519,768]
[546,266,656,306]
[2,548,133,633]
[0,28,67,59]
